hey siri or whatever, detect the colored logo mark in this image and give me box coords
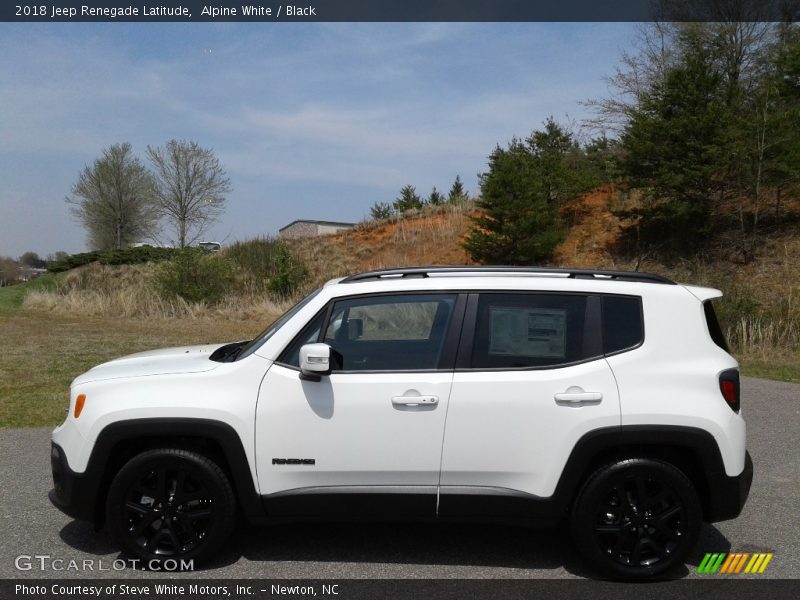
[697,552,773,574]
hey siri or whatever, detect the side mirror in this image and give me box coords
[299,343,340,381]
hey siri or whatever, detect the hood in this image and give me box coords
[73,344,226,386]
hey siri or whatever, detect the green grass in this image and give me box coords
[0,275,59,310]
[740,358,800,384]
[0,306,259,428]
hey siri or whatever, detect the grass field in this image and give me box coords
[1,263,798,428]
[0,281,264,428]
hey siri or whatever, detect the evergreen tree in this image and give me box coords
[427,186,444,206]
[393,185,423,212]
[370,201,395,220]
[619,28,728,251]
[447,175,468,204]
[464,120,592,265]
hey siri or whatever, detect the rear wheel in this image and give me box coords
[570,458,702,580]
[106,448,236,568]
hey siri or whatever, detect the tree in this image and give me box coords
[447,175,469,204]
[618,27,729,252]
[146,140,232,248]
[370,202,394,220]
[393,184,423,213]
[427,186,444,206]
[464,120,593,265]
[47,251,69,264]
[0,256,19,286]
[19,251,45,268]
[66,143,159,250]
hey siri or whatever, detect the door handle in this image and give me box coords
[554,388,603,405]
[391,395,438,406]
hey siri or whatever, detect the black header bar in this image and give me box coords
[3,0,797,23]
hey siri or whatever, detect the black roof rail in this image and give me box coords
[340,266,676,285]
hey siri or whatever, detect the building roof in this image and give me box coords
[278,219,356,232]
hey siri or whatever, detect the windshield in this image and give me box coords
[235,288,323,361]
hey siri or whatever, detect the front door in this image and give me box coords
[256,292,463,517]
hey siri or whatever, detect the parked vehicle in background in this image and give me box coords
[197,241,221,252]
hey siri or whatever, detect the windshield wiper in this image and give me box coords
[209,340,251,363]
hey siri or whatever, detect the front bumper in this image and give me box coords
[49,442,99,523]
[707,450,753,522]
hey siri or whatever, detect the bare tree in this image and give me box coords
[66,143,159,250]
[146,140,231,248]
[0,256,19,287]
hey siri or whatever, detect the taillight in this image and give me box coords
[719,369,740,412]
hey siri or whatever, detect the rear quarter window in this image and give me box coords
[602,295,643,355]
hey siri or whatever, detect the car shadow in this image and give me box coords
[59,519,731,578]
[59,521,118,555]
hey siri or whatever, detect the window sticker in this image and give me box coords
[488,307,566,358]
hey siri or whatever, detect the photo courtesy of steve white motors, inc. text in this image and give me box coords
[14,4,317,18]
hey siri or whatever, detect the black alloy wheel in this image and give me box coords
[106,449,236,567]
[571,458,702,580]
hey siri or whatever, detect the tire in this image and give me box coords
[570,458,702,580]
[106,448,236,568]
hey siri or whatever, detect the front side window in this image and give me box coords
[470,293,595,369]
[323,294,457,371]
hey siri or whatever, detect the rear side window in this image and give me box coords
[704,300,730,352]
[470,293,596,369]
[602,295,643,354]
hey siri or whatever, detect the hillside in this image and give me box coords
[12,188,800,383]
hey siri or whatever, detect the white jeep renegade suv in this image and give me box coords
[50,266,752,579]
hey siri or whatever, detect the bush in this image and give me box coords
[267,243,307,298]
[225,237,307,298]
[154,249,235,305]
[370,202,395,220]
[49,247,176,273]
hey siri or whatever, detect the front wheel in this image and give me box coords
[106,448,236,568]
[570,458,702,580]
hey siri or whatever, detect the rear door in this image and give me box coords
[439,292,621,516]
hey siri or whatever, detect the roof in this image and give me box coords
[278,219,356,232]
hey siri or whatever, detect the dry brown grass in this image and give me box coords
[287,202,477,285]
[22,262,293,321]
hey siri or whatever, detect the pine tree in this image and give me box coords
[447,175,468,204]
[393,185,423,212]
[427,186,444,206]
[464,120,590,265]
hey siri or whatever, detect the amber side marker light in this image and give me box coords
[74,394,86,418]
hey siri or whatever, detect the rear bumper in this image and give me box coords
[707,451,753,522]
[49,442,98,522]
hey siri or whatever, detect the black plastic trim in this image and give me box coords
[48,418,264,525]
[262,485,437,518]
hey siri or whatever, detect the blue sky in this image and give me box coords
[0,22,638,258]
